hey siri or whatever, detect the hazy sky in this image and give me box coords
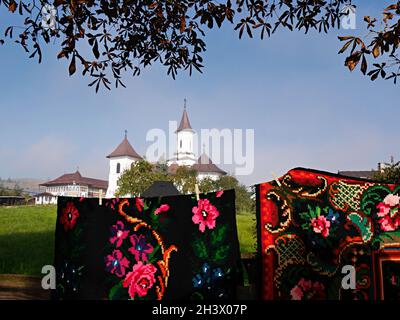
[0,1,398,186]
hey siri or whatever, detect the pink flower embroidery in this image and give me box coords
[105,250,130,277]
[290,278,326,300]
[123,261,157,299]
[216,190,224,198]
[377,194,400,232]
[135,197,144,212]
[311,215,331,238]
[60,202,80,231]
[154,204,170,215]
[192,199,220,233]
[106,198,119,210]
[128,234,154,262]
[109,221,129,247]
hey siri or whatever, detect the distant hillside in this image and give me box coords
[0,178,45,194]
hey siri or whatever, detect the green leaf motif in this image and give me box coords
[210,225,227,245]
[376,230,400,243]
[300,205,324,221]
[360,185,391,216]
[301,223,310,230]
[108,281,124,300]
[299,212,310,220]
[347,212,373,242]
[315,206,321,218]
[213,244,230,262]
[150,212,160,230]
[148,245,160,263]
[192,238,208,259]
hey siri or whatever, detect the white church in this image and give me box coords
[106,103,226,197]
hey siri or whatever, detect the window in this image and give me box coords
[116,163,121,174]
[180,140,182,148]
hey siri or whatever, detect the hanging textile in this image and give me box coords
[53,189,242,300]
[256,168,400,300]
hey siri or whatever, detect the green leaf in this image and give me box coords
[147,245,160,263]
[307,205,317,219]
[301,223,310,230]
[378,230,400,242]
[213,244,230,262]
[347,212,373,242]
[360,185,391,216]
[192,238,208,259]
[299,212,310,220]
[108,281,124,300]
[210,224,227,245]
[315,206,321,217]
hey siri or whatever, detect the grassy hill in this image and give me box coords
[0,178,45,194]
[0,205,256,275]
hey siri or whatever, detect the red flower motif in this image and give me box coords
[135,197,144,212]
[128,234,153,262]
[105,198,119,210]
[154,204,170,215]
[60,202,80,231]
[192,199,219,233]
[376,194,400,232]
[105,249,130,277]
[290,278,326,300]
[311,215,331,238]
[123,261,157,299]
[109,221,129,248]
[216,190,224,198]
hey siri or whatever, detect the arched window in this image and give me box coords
[116,163,121,174]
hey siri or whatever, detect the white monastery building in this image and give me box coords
[36,102,226,203]
[106,130,143,198]
[105,103,226,197]
[37,170,108,204]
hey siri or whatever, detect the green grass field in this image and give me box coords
[0,205,57,275]
[236,212,257,254]
[0,205,256,275]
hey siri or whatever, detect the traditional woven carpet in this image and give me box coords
[256,168,400,300]
[53,189,241,300]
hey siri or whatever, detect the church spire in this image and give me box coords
[177,99,193,132]
[106,131,142,159]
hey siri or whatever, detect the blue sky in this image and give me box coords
[0,1,398,186]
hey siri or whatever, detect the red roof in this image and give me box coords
[107,135,142,159]
[167,163,179,174]
[177,106,193,132]
[40,171,108,189]
[192,153,227,175]
[168,154,226,175]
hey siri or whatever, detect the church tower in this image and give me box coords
[106,131,142,197]
[175,100,196,166]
